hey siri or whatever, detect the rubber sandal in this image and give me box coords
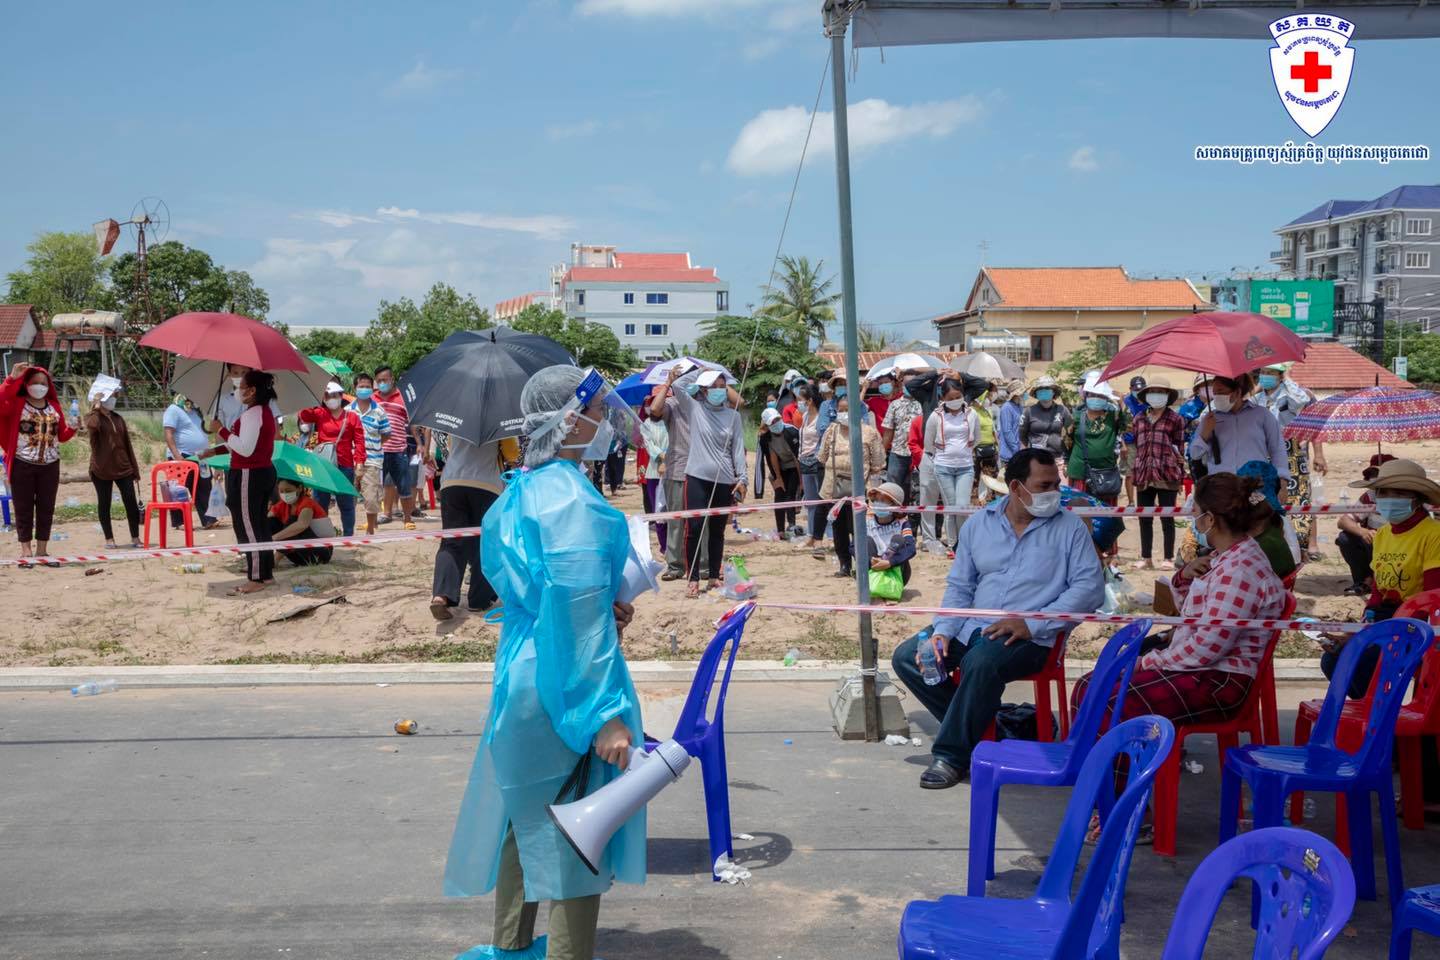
[430,600,453,621]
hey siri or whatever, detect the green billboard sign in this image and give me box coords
[1249,280,1335,336]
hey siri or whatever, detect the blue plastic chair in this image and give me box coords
[647,600,754,880]
[1391,883,1440,959]
[967,619,1150,896]
[1,454,10,528]
[898,715,1176,960]
[1220,618,1435,907]
[1160,827,1355,960]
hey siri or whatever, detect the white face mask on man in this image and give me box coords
[1018,485,1062,518]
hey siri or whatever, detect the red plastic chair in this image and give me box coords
[953,630,1070,743]
[143,461,199,548]
[1151,592,1297,857]
[1291,589,1440,846]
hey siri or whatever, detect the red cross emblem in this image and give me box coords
[1290,50,1332,92]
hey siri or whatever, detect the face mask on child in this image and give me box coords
[280,491,299,505]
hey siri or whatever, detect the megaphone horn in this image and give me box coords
[547,738,690,875]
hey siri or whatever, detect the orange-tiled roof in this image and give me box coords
[0,304,36,348]
[815,351,967,372]
[1287,341,1411,391]
[493,292,549,317]
[980,267,1207,310]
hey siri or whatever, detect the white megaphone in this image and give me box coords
[547,738,690,875]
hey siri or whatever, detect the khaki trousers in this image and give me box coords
[493,829,601,960]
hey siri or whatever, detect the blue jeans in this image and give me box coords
[314,466,356,536]
[382,451,413,497]
[887,451,913,496]
[934,464,974,546]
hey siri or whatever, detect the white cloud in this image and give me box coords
[545,119,601,140]
[578,0,813,28]
[296,210,381,228]
[578,0,732,16]
[726,97,984,176]
[376,206,574,237]
[386,59,462,96]
[742,36,786,61]
[1068,145,1099,172]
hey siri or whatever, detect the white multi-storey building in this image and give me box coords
[554,244,729,362]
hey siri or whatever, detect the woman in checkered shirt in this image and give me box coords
[1075,472,1287,728]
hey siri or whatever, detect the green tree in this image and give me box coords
[508,305,639,377]
[858,322,892,352]
[1382,321,1440,384]
[695,313,824,410]
[4,231,110,319]
[294,328,367,372]
[759,255,840,347]
[358,282,491,375]
[108,241,271,330]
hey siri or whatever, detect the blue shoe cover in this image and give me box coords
[455,936,547,960]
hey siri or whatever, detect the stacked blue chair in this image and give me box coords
[967,619,1150,896]
[1391,884,1440,959]
[898,715,1175,960]
[1160,827,1355,960]
[1220,618,1435,908]
[0,454,10,529]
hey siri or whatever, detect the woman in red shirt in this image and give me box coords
[205,371,277,593]
[0,363,76,563]
[297,382,366,535]
[268,478,334,566]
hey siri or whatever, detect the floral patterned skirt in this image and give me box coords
[1284,438,1311,552]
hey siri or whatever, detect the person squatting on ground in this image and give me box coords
[668,366,747,598]
[859,481,916,590]
[819,393,886,578]
[0,363,75,563]
[891,449,1105,789]
[444,364,646,960]
[1335,454,1396,596]
[267,479,334,567]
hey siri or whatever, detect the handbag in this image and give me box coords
[1077,411,1122,498]
[868,564,904,601]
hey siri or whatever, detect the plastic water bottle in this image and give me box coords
[71,679,118,697]
[292,585,316,595]
[69,398,80,421]
[52,532,69,541]
[917,626,945,686]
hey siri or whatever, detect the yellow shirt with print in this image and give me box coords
[1370,515,1440,605]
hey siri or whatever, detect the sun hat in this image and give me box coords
[1141,377,1180,406]
[1080,371,1119,403]
[1029,375,1060,398]
[981,473,1010,496]
[1005,378,1026,397]
[867,480,906,505]
[1350,458,1440,504]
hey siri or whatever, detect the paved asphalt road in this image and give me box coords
[2,681,1435,959]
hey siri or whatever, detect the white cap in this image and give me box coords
[697,370,726,389]
[782,368,802,386]
[1081,371,1119,402]
[760,407,781,426]
[325,381,344,395]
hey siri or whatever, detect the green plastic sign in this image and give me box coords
[1249,280,1335,336]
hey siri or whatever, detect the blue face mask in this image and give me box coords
[706,387,728,406]
[1085,396,1108,411]
[879,383,894,396]
[377,381,394,394]
[1376,496,1418,524]
[766,401,777,409]
[835,387,847,399]
[767,422,784,434]
[355,388,373,400]
[1194,513,1213,551]
[901,382,912,397]
[1258,374,1280,391]
[684,382,701,397]
[871,508,894,523]
[1035,388,1054,402]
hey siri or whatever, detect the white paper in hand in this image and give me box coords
[87,374,122,403]
[617,515,663,604]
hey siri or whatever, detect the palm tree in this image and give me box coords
[858,322,892,352]
[760,254,840,347]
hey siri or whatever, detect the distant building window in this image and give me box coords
[1096,334,1120,359]
[1406,251,1431,269]
[576,290,585,306]
[1030,335,1054,362]
[623,292,635,305]
[643,354,665,362]
[645,293,669,305]
[1407,218,1432,236]
[624,324,636,336]
[645,323,668,336]
[1281,237,1292,251]
[1420,318,1434,334]
[717,291,728,312]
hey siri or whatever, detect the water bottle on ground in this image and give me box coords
[917,626,944,686]
[293,585,316,595]
[52,532,69,541]
[71,679,118,697]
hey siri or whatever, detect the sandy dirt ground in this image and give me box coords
[0,440,1427,668]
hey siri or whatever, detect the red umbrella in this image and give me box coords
[1099,311,1308,381]
[139,312,309,372]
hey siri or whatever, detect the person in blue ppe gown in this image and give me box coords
[445,364,644,960]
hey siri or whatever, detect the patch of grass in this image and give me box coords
[1276,630,1322,659]
[797,615,853,660]
[216,637,497,666]
[94,639,128,657]
[53,502,99,522]
[218,652,350,665]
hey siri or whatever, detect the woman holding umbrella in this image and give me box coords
[203,370,278,593]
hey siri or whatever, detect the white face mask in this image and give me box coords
[279,491,298,505]
[1020,486,1062,518]
[325,397,343,410]
[101,396,118,411]
[561,412,614,461]
[230,377,243,388]
[1145,392,1169,409]
[26,383,48,400]
[943,399,965,411]
[1212,394,1234,413]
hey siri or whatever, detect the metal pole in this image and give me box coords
[826,5,880,741]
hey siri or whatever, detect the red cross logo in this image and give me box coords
[1290,50,1332,92]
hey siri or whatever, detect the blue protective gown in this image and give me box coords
[444,459,646,902]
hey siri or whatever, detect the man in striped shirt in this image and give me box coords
[347,372,391,534]
[374,365,418,530]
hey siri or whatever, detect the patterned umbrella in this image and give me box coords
[1283,385,1440,444]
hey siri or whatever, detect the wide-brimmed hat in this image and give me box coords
[1141,377,1180,406]
[1350,458,1440,504]
[867,480,906,505]
[1029,375,1060,398]
[1080,371,1119,403]
[981,473,1010,496]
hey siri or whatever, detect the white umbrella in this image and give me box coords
[864,352,948,381]
[951,351,1024,381]
[171,354,332,420]
[639,356,735,386]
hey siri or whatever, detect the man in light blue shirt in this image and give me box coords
[892,448,1105,788]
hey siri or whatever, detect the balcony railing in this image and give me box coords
[1269,249,1291,260]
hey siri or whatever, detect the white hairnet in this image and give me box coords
[521,365,588,469]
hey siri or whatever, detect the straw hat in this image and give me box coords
[1349,459,1440,504]
[1141,376,1180,406]
[867,480,906,505]
[1029,375,1060,399]
[981,473,1010,496]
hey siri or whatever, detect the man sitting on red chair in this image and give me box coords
[891,449,1105,790]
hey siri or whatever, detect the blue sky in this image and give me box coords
[3,1,1435,341]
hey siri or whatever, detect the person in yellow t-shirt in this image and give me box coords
[1324,459,1440,698]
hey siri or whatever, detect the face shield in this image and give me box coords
[531,367,640,462]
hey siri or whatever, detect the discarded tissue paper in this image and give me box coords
[713,853,752,885]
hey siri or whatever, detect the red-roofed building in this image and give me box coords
[556,243,729,362]
[493,291,558,323]
[1285,341,1412,398]
[0,304,40,354]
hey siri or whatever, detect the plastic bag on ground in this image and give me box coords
[720,559,757,600]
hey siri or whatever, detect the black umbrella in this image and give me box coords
[399,328,574,444]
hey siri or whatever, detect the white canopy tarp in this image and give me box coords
[846,1,1440,47]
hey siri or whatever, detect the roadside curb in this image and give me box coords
[0,658,1331,690]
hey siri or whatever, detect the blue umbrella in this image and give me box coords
[614,358,736,407]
